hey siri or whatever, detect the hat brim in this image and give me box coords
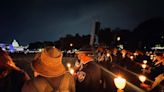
[32,60,66,77]
[32,48,66,77]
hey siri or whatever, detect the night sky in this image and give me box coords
[0,0,164,45]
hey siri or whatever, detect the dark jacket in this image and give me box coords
[0,69,28,92]
[76,61,102,92]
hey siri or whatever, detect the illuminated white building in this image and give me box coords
[0,43,6,51]
[12,39,19,47]
[0,39,38,53]
[11,39,29,52]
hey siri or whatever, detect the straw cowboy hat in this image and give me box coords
[32,47,66,77]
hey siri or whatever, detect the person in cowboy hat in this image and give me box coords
[0,48,29,92]
[22,47,75,92]
[75,47,102,92]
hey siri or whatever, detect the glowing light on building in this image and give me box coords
[70,43,73,47]
[0,44,6,51]
[12,39,19,47]
[9,44,14,53]
[152,44,164,50]
[117,37,121,41]
[117,44,124,50]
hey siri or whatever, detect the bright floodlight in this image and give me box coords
[70,43,73,47]
[117,37,121,41]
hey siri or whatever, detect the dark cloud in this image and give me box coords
[0,0,164,45]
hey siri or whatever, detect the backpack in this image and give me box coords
[32,73,71,92]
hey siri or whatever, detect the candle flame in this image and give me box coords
[141,64,146,69]
[139,75,146,83]
[114,76,126,90]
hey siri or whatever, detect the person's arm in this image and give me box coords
[149,73,164,90]
[69,76,75,92]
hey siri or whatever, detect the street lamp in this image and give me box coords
[117,37,121,41]
[70,43,73,47]
[114,76,126,92]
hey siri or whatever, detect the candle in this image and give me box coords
[107,53,110,57]
[143,60,147,64]
[139,75,146,83]
[67,63,71,68]
[69,68,74,75]
[114,76,126,90]
[130,56,134,60]
[141,64,146,69]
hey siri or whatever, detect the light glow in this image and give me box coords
[114,76,126,90]
[107,53,110,57]
[67,63,71,68]
[143,60,147,64]
[69,68,74,75]
[130,56,134,60]
[139,75,146,83]
[141,64,146,69]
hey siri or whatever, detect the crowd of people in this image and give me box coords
[0,46,163,92]
[94,47,164,92]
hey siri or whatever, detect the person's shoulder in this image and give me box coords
[31,76,47,83]
[155,73,164,80]
[22,76,47,89]
[22,77,43,92]
[89,61,100,68]
[62,72,75,82]
[11,69,30,80]
[64,72,73,78]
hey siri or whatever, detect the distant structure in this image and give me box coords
[0,39,29,53]
[11,39,26,52]
[0,43,6,51]
[12,39,19,47]
[90,21,101,46]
